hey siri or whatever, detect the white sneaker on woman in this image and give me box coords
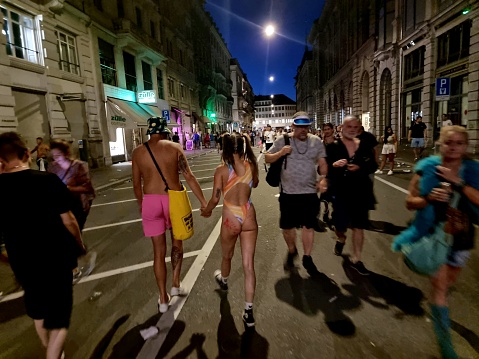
[387,170,393,175]
[375,170,382,174]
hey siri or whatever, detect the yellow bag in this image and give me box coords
[168,185,194,240]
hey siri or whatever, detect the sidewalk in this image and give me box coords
[90,148,216,191]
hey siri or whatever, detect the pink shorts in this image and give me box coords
[142,194,172,237]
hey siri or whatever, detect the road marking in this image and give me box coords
[191,167,217,173]
[93,188,214,207]
[182,176,214,181]
[83,205,223,232]
[137,217,223,359]
[190,162,220,167]
[0,250,202,303]
[374,176,409,194]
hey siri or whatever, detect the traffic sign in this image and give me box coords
[436,78,450,101]
[162,110,170,123]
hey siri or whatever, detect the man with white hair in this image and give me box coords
[326,115,377,275]
[265,111,328,273]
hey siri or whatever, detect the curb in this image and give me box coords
[93,149,216,192]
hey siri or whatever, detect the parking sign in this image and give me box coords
[162,110,170,123]
[435,78,450,101]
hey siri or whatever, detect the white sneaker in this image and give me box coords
[171,286,188,297]
[387,170,393,175]
[375,170,382,174]
[158,294,171,313]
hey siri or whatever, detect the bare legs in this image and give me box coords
[335,228,364,263]
[282,227,314,255]
[430,265,461,307]
[33,320,67,359]
[151,231,183,304]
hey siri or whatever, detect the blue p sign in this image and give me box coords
[162,110,170,123]
[436,78,450,100]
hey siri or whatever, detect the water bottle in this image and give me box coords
[435,182,451,222]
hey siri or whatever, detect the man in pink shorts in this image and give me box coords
[132,118,207,313]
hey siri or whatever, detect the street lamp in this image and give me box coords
[264,24,275,37]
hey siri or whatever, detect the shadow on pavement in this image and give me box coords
[275,267,359,336]
[450,319,479,355]
[368,220,408,236]
[0,295,26,323]
[107,313,163,359]
[216,289,269,359]
[88,314,130,359]
[341,256,424,316]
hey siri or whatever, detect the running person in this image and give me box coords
[201,133,259,328]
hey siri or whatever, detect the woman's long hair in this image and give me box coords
[222,132,258,175]
[383,126,393,144]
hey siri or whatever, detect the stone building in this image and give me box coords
[230,58,254,131]
[253,94,296,130]
[303,0,479,153]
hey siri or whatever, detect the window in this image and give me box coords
[55,30,79,75]
[117,0,124,17]
[404,0,425,34]
[168,78,176,98]
[123,51,137,92]
[142,61,152,90]
[156,68,164,99]
[94,0,103,11]
[1,5,40,64]
[99,38,116,86]
[135,7,142,29]
[150,21,155,39]
[180,83,185,100]
[437,21,471,67]
[404,46,425,81]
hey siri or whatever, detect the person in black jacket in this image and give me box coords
[326,116,377,275]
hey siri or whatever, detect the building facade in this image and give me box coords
[230,58,254,131]
[253,94,296,130]
[295,49,316,127]
[304,0,479,154]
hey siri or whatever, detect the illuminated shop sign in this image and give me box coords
[137,90,157,104]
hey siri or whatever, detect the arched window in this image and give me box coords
[379,68,392,133]
[361,71,369,113]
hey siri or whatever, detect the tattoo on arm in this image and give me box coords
[178,155,188,174]
[171,246,183,270]
[215,188,221,199]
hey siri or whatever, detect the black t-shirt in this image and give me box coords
[172,134,179,143]
[410,122,427,138]
[357,131,379,151]
[0,170,77,284]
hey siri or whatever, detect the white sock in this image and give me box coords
[221,276,228,284]
[245,302,253,310]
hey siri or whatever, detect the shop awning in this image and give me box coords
[108,98,150,127]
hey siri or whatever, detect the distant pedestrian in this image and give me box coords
[320,123,335,226]
[204,132,210,148]
[193,132,200,149]
[408,115,428,161]
[393,126,479,359]
[326,115,377,275]
[375,126,397,175]
[0,132,84,359]
[132,118,207,313]
[30,137,49,171]
[441,114,453,127]
[265,111,328,273]
[263,125,275,152]
[172,131,180,143]
[201,133,259,327]
[250,130,255,147]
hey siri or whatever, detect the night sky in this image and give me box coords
[205,0,326,101]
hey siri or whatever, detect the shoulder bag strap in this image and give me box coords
[283,134,290,170]
[144,142,170,191]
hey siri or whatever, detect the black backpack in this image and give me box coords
[265,134,290,187]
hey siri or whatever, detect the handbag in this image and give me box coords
[401,191,459,275]
[266,134,290,187]
[144,142,194,240]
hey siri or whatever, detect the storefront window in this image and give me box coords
[109,128,125,156]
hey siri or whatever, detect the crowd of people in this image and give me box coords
[0,110,477,358]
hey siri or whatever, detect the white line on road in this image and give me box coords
[137,218,223,359]
[191,167,217,173]
[374,176,409,194]
[182,176,214,181]
[83,205,222,232]
[0,251,202,303]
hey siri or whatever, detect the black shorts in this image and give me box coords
[332,198,369,232]
[279,193,320,229]
[23,270,73,329]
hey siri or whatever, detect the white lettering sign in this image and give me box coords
[137,90,157,104]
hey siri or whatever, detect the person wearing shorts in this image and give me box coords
[375,126,397,176]
[132,117,207,313]
[0,132,84,359]
[265,111,328,273]
[408,116,427,161]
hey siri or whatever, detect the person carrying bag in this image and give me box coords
[265,134,289,187]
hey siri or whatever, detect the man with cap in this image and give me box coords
[132,117,207,313]
[265,111,328,273]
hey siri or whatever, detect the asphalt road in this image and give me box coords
[0,149,478,359]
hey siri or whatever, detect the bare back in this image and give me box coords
[132,139,183,195]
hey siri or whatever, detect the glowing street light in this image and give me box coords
[264,24,275,37]
[269,76,274,82]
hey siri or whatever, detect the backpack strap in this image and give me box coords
[283,134,290,169]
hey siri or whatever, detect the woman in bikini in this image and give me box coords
[201,132,259,328]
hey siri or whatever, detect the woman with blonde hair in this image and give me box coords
[201,133,259,328]
[393,126,479,358]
